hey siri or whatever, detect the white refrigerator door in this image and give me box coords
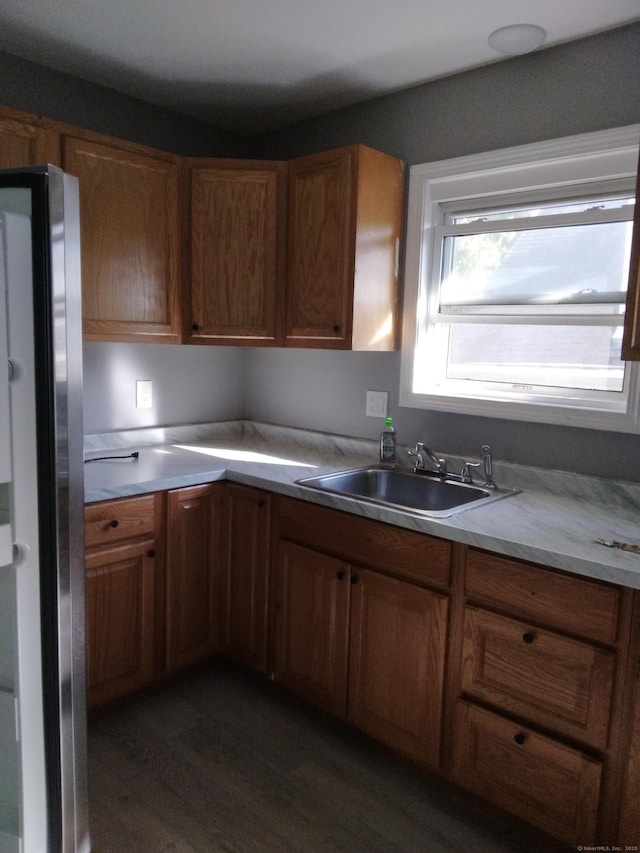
[0,208,48,853]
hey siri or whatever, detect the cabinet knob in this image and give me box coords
[514,732,526,746]
[333,324,341,333]
[192,323,200,332]
[258,500,266,508]
[109,519,119,528]
[522,632,535,644]
[336,571,345,581]
[147,549,156,558]
[350,573,359,584]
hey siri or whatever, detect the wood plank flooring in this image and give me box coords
[87,662,565,852]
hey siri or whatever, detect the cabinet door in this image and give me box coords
[622,148,640,359]
[166,484,222,672]
[286,147,354,347]
[348,569,448,768]
[189,162,284,345]
[619,664,640,843]
[451,700,602,846]
[274,540,350,716]
[220,484,271,673]
[85,540,157,708]
[0,113,43,168]
[63,135,181,343]
[286,145,404,351]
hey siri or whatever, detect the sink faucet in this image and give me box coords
[408,442,447,476]
[407,441,498,488]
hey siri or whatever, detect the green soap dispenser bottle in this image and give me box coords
[380,416,396,465]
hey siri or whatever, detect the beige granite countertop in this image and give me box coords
[83,420,640,591]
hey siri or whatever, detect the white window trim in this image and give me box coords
[400,125,640,433]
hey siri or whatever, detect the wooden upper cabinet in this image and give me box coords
[0,110,43,168]
[622,146,640,360]
[286,144,404,350]
[62,134,182,343]
[187,160,285,345]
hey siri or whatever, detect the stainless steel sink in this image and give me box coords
[296,466,519,518]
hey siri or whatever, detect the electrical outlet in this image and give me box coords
[366,390,389,418]
[136,379,153,409]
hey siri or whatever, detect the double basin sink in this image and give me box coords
[296,465,519,518]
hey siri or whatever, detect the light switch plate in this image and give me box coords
[366,390,389,418]
[136,379,153,409]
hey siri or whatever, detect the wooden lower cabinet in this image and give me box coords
[452,547,631,847]
[165,484,222,672]
[85,540,157,709]
[451,700,602,845]
[220,484,271,673]
[83,486,640,847]
[84,494,162,709]
[619,663,640,843]
[274,540,350,716]
[273,536,448,767]
[348,567,448,768]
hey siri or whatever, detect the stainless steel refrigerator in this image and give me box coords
[0,166,89,852]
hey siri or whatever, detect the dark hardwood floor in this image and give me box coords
[87,662,564,852]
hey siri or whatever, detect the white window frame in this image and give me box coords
[400,125,640,433]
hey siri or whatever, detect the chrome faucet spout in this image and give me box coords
[408,442,447,476]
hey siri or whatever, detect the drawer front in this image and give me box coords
[276,496,451,589]
[461,606,614,749]
[465,548,620,645]
[85,494,157,548]
[451,700,601,846]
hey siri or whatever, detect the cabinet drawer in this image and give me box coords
[450,700,601,846]
[461,606,614,749]
[85,494,157,548]
[465,548,620,645]
[276,496,451,589]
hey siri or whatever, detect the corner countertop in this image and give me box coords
[83,420,640,591]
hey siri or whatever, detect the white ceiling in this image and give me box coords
[0,0,639,135]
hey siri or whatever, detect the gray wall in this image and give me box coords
[249,24,640,164]
[82,343,247,434]
[242,23,640,481]
[0,50,247,157]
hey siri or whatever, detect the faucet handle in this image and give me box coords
[460,461,481,483]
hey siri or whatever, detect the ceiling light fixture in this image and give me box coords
[488,24,547,55]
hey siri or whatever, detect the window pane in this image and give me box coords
[446,323,624,392]
[440,220,632,308]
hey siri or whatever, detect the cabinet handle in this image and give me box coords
[258,500,266,508]
[522,632,535,644]
[336,571,345,581]
[192,323,200,332]
[147,549,156,558]
[514,732,526,746]
[109,519,119,528]
[333,324,341,333]
[350,573,359,584]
